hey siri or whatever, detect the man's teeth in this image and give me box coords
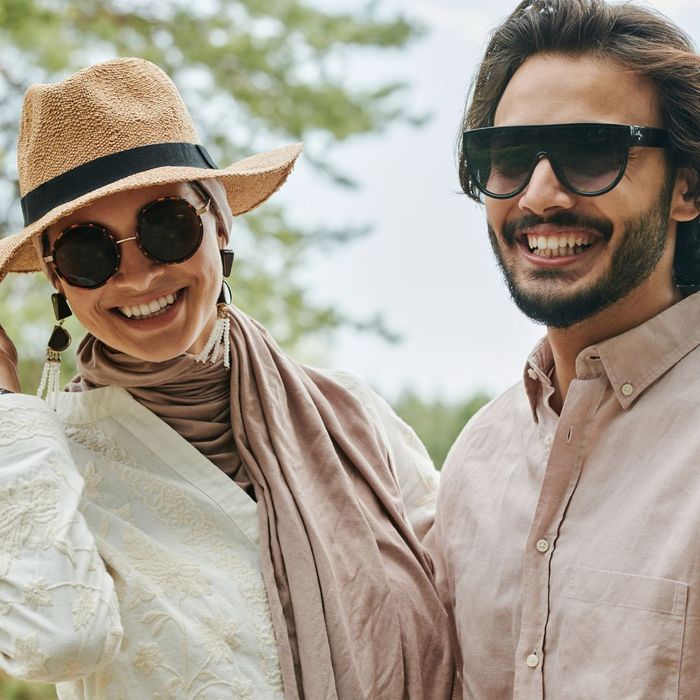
[526,233,594,258]
[119,292,178,319]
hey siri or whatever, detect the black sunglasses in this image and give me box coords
[43,196,211,289]
[463,123,669,199]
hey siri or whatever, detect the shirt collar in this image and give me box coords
[522,292,700,419]
[594,292,700,409]
[524,337,554,423]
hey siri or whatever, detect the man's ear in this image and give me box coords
[672,167,700,223]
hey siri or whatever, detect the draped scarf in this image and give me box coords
[72,305,455,699]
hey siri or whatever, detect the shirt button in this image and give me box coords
[621,382,634,397]
[543,433,554,447]
[536,538,550,553]
[527,368,538,381]
[526,652,539,668]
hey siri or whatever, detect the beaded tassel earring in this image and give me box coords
[37,292,72,404]
[195,249,234,369]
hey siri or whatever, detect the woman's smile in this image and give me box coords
[116,289,181,319]
[111,287,186,331]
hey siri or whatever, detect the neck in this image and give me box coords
[547,277,681,414]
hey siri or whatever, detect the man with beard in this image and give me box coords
[429,0,700,697]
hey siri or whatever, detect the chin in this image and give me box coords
[116,341,193,363]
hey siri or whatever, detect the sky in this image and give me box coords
[276,0,700,402]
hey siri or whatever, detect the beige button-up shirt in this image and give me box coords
[431,292,700,699]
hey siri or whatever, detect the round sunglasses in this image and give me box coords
[43,196,211,289]
[463,123,669,199]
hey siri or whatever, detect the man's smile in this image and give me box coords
[509,224,605,266]
[524,231,595,257]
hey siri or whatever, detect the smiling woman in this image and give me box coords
[0,57,456,698]
[40,182,227,363]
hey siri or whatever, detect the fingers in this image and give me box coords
[0,323,21,392]
[0,323,18,361]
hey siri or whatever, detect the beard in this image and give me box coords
[487,177,675,329]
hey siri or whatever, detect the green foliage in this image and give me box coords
[392,390,491,469]
[0,672,55,699]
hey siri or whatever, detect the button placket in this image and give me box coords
[513,376,608,697]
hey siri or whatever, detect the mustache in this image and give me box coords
[501,212,614,245]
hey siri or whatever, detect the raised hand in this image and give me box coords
[0,324,21,393]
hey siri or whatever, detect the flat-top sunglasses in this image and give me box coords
[463,123,669,199]
[43,196,211,289]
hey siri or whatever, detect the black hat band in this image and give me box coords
[21,142,218,226]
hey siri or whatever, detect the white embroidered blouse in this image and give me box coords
[0,372,439,699]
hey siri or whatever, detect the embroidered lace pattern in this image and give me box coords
[60,418,284,697]
[0,405,62,446]
[0,398,123,685]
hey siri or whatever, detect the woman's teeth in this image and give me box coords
[526,233,594,258]
[118,292,178,319]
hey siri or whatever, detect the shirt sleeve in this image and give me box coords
[0,393,123,683]
[331,371,440,541]
[423,507,464,696]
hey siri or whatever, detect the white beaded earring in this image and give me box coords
[195,249,234,369]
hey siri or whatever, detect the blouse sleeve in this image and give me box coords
[363,387,439,541]
[0,393,123,683]
[331,371,440,541]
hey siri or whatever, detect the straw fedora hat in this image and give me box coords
[0,56,302,284]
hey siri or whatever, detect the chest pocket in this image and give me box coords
[550,566,687,700]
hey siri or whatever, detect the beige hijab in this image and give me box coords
[71,180,456,698]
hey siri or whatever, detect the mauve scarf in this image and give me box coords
[71,306,455,699]
[69,340,253,487]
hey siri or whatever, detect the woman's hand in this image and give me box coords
[0,324,21,392]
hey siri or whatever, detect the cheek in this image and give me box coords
[63,289,92,316]
[61,289,107,335]
[191,239,223,296]
[486,196,509,218]
[485,200,513,237]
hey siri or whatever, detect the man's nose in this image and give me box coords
[517,156,576,216]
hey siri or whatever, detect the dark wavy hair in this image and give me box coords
[458,0,700,287]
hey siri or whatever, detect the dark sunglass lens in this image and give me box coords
[53,225,118,288]
[139,198,203,263]
[466,129,534,196]
[555,126,628,193]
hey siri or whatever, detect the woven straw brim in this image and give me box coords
[0,142,302,284]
